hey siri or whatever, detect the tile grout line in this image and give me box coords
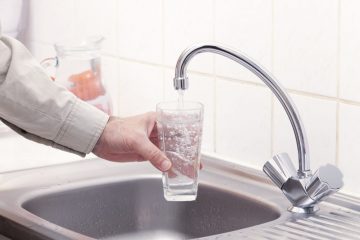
[335,0,342,167]
[115,0,121,115]
[72,0,78,38]
[161,0,166,102]
[107,54,360,108]
[270,0,276,158]
[110,54,360,109]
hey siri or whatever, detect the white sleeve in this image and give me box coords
[0,29,109,156]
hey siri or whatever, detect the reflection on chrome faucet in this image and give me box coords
[172,43,343,214]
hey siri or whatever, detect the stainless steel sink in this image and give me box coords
[22,179,280,239]
[0,154,359,240]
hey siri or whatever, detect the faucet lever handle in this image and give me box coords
[306,164,343,201]
[263,153,297,189]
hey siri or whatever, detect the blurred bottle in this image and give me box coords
[41,36,112,114]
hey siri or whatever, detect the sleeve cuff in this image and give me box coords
[54,99,109,154]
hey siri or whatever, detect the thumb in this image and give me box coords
[132,136,172,172]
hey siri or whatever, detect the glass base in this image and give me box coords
[163,189,197,201]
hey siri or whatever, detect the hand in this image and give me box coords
[92,112,172,172]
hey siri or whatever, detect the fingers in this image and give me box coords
[150,123,158,138]
[146,111,157,124]
[132,135,172,172]
[149,135,160,148]
[145,112,158,136]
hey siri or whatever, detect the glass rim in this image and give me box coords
[156,100,204,111]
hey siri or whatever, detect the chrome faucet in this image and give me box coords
[173,43,343,214]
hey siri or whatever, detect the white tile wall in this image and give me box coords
[273,94,337,170]
[27,0,76,44]
[214,0,272,83]
[339,0,360,102]
[273,0,338,97]
[74,0,118,55]
[117,0,162,64]
[117,60,163,116]
[4,0,360,196]
[27,41,55,62]
[216,79,272,169]
[338,103,360,195]
[164,0,213,73]
[102,56,119,115]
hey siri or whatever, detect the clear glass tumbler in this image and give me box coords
[156,101,204,201]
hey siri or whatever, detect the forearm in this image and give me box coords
[0,34,109,155]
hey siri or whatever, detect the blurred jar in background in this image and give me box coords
[41,36,112,114]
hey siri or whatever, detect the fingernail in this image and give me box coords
[160,160,172,171]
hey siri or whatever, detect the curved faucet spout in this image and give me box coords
[173,43,310,177]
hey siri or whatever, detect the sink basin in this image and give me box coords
[22,179,280,239]
[0,154,359,240]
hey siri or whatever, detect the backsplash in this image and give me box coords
[2,0,359,197]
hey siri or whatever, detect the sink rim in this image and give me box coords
[0,154,290,239]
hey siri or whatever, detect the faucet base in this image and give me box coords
[297,170,312,178]
[288,205,319,214]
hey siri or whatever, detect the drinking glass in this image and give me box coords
[156,101,204,201]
